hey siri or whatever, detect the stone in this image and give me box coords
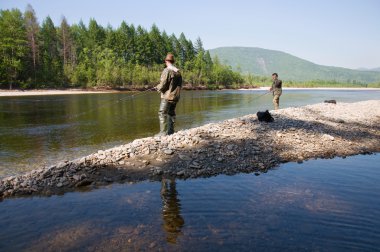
[164,149,174,155]
[179,154,192,161]
[177,170,185,176]
[73,175,81,181]
[322,134,335,141]
[227,144,234,151]
[190,164,202,169]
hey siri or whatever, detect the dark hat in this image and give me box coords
[164,53,175,63]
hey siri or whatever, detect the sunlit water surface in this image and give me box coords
[0,154,379,251]
[1,89,379,177]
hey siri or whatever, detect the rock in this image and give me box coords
[227,144,235,151]
[73,175,82,181]
[189,164,202,169]
[152,168,163,175]
[103,177,113,182]
[179,154,191,161]
[322,134,335,141]
[177,170,185,176]
[142,160,150,165]
[164,149,174,155]
[56,182,63,188]
[75,179,93,187]
[57,162,68,169]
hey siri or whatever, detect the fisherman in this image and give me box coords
[269,73,282,110]
[155,53,182,136]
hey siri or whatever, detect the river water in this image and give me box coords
[0,154,379,251]
[0,89,379,177]
[1,90,380,251]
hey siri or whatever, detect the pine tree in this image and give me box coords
[24,4,39,85]
[87,18,105,49]
[149,24,166,64]
[194,37,204,55]
[58,16,77,85]
[39,16,62,86]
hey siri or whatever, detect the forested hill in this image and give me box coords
[209,47,380,83]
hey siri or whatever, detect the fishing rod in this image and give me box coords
[65,87,157,120]
[246,90,272,104]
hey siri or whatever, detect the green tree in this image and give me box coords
[86,18,105,49]
[0,6,248,89]
[58,16,77,85]
[149,24,166,64]
[24,4,39,85]
[39,16,62,86]
[0,9,28,89]
[135,25,152,66]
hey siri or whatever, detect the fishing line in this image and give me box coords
[64,87,156,120]
[246,90,272,104]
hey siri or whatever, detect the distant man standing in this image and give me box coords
[269,73,282,110]
[155,53,182,136]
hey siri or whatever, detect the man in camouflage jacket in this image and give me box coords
[155,53,182,136]
[269,73,282,110]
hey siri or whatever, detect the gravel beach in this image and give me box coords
[1,100,379,199]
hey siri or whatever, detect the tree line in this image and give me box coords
[0,5,245,90]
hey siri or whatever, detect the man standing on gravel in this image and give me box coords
[269,73,282,110]
[155,53,182,136]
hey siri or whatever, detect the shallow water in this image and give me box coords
[0,89,379,177]
[0,154,379,251]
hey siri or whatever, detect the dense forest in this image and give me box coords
[0,5,245,90]
[1,6,378,90]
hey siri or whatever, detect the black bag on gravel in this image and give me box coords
[257,110,274,122]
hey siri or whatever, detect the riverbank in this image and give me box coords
[1,100,379,199]
[1,87,380,97]
[0,89,117,96]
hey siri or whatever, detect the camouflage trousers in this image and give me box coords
[272,90,282,110]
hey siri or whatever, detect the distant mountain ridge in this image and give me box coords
[357,67,380,72]
[209,47,380,83]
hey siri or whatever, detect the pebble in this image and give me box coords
[164,149,174,155]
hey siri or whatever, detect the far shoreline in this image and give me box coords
[1,87,379,97]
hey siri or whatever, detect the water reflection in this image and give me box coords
[160,179,184,244]
[0,155,379,251]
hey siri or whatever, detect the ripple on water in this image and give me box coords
[0,154,379,251]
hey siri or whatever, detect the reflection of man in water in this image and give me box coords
[160,178,184,244]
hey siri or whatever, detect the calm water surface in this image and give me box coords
[0,154,379,251]
[1,89,379,177]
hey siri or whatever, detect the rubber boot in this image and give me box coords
[167,115,175,135]
[155,114,168,137]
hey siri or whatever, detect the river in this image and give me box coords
[1,89,379,177]
[1,89,380,251]
[0,154,379,251]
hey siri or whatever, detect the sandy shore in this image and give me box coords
[1,100,379,199]
[239,87,380,91]
[0,89,117,97]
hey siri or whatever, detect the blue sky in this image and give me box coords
[1,0,379,69]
